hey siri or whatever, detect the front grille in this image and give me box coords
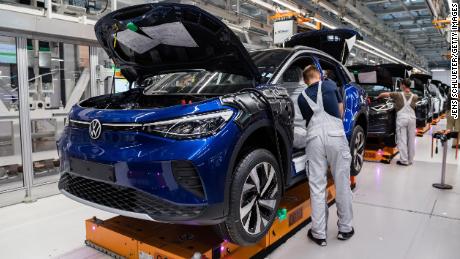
[69,120,142,131]
[59,173,204,219]
[368,114,390,133]
[172,161,205,199]
[69,120,89,128]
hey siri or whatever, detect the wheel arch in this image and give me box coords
[353,109,368,136]
[222,119,291,217]
[356,113,368,135]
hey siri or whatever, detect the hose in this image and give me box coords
[103,67,117,109]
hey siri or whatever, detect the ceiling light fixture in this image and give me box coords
[247,0,277,12]
[271,0,305,15]
[355,44,400,64]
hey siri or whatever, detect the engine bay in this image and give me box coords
[79,88,217,110]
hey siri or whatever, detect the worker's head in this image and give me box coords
[303,65,321,85]
[400,78,412,93]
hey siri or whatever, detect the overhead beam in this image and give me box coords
[409,38,445,43]
[0,6,97,45]
[363,0,389,5]
[374,4,428,15]
[403,30,439,35]
[190,0,272,34]
[414,44,449,49]
[416,48,449,52]
[383,15,432,23]
[396,23,436,30]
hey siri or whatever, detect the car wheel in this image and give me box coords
[350,125,365,176]
[216,149,282,246]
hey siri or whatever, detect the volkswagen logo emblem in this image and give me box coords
[89,119,102,140]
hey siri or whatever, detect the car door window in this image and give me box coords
[276,55,316,85]
[316,56,346,88]
[339,65,353,83]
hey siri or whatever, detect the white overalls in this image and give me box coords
[302,81,353,239]
[396,92,416,165]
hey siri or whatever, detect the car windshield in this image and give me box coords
[250,49,291,83]
[142,49,291,95]
[361,84,392,97]
[142,71,252,95]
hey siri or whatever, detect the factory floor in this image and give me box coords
[0,120,459,259]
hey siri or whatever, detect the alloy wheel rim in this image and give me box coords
[353,131,365,171]
[240,162,278,235]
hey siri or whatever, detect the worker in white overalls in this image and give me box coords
[297,65,354,246]
[378,78,418,166]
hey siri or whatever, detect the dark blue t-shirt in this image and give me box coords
[297,79,343,126]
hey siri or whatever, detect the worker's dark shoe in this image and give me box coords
[307,229,327,246]
[337,228,355,241]
[397,161,409,166]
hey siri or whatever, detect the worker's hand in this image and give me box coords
[377,92,390,99]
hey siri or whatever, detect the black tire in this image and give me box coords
[350,125,365,176]
[215,149,282,246]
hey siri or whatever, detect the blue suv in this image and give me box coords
[57,3,368,246]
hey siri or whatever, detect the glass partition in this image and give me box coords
[26,39,90,185]
[0,35,24,192]
[0,0,112,20]
[97,47,115,95]
[117,0,152,9]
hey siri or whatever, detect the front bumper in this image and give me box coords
[367,110,395,137]
[57,117,241,224]
[59,172,227,224]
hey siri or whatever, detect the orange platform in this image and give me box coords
[364,146,399,164]
[85,180,336,259]
[417,123,431,137]
[431,117,441,125]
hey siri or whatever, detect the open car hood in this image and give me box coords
[410,74,432,84]
[347,64,393,89]
[378,64,412,79]
[285,29,362,64]
[410,73,432,93]
[431,79,442,87]
[95,3,260,82]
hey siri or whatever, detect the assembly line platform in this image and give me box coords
[364,145,399,164]
[85,181,336,259]
[431,117,441,125]
[417,123,431,137]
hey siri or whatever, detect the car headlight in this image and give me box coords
[143,109,234,139]
[371,103,394,112]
